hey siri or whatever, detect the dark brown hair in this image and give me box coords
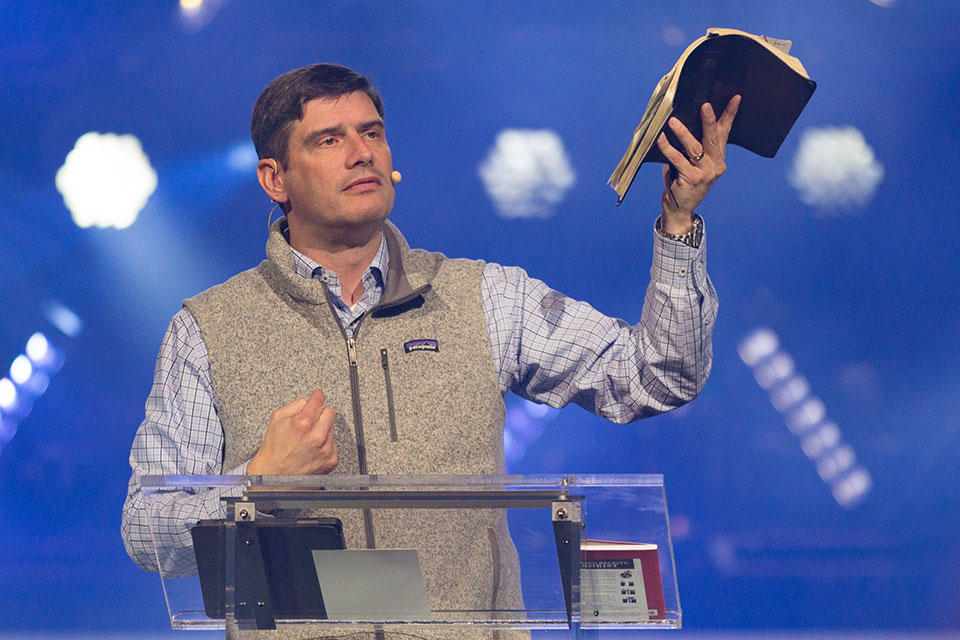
[250,63,383,169]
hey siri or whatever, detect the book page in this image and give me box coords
[580,557,655,622]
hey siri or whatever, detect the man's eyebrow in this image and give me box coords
[301,119,384,146]
[358,119,385,131]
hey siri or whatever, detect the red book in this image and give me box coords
[580,540,666,622]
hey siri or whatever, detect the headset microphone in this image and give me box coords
[390,170,402,184]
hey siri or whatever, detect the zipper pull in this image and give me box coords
[347,338,358,367]
[380,348,389,369]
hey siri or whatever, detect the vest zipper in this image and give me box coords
[320,288,376,550]
[380,348,398,442]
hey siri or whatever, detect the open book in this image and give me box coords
[608,27,817,204]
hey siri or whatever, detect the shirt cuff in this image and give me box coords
[651,217,709,290]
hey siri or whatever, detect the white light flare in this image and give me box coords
[56,132,158,230]
[832,468,873,508]
[0,379,16,411]
[816,444,857,482]
[478,129,575,219]
[26,332,51,364]
[10,356,32,385]
[800,422,841,459]
[788,126,884,213]
[44,302,83,338]
[786,397,826,435]
[737,329,779,367]
[754,353,795,390]
[769,376,810,413]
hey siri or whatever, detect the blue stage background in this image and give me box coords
[1,1,958,635]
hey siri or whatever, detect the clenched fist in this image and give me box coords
[246,389,338,475]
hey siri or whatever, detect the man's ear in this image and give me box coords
[257,158,288,205]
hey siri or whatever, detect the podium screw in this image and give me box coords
[556,507,567,519]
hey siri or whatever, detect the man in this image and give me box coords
[122,63,738,635]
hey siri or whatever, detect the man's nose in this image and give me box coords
[345,132,374,166]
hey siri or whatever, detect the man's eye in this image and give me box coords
[365,130,381,139]
[319,137,336,146]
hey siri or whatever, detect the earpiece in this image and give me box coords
[390,170,402,184]
[270,159,279,174]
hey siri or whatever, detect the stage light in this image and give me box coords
[785,397,826,435]
[0,378,16,411]
[44,301,83,338]
[740,327,873,509]
[832,468,873,508]
[737,328,779,367]
[9,356,32,385]
[788,126,884,212]
[800,422,841,459]
[226,141,258,171]
[24,371,50,396]
[0,326,75,457]
[815,445,856,482]
[769,376,810,413]
[478,129,575,219]
[753,352,795,389]
[180,0,203,10]
[56,132,158,230]
[25,332,51,364]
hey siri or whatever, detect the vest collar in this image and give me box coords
[263,217,432,309]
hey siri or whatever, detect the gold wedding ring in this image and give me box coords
[689,150,705,162]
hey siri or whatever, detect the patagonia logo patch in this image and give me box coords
[404,339,439,353]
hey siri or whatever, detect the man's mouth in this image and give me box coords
[343,175,382,191]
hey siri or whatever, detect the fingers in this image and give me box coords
[700,101,721,156]
[657,132,693,176]
[700,95,741,155]
[717,94,741,141]
[667,116,703,160]
[272,395,308,420]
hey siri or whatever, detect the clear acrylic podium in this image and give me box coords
[142,474,682,636]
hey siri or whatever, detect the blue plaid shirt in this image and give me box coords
[123,224,717,573]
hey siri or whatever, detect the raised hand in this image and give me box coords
[656,95,741,233]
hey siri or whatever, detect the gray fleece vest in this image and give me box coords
[185,219,525,640]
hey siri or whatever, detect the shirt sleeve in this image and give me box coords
[121,307,247,577]
[482,222,717,423]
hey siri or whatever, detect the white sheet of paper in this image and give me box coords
[312,549,432,621]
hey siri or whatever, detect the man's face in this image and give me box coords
[280,91,394,236]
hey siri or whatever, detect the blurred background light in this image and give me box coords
[740,328,873,510]
[226,141,259,172]
[9,355,32,385]
[832,468,874,508]
[25,332,50,364]
[816,444,857,482]
[800,421,841,459]
[0,379,16,411]
[753,352,795,389]
[55,132,157,230]
[44,301,84,338]
[478,129,575,219]
[786,397,826,434]
[769,375,810,412]
[737,328,779,367]
[788,125,884,212]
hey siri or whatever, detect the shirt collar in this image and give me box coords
[288,231,389,290]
